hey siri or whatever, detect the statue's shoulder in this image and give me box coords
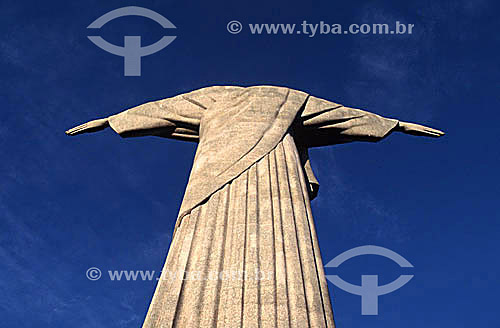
[246,85,310,102]
[181,85,309,104]
[185,85,245,97]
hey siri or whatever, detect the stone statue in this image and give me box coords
[66,85,443,327]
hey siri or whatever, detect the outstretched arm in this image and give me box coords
[65,88,217,141]
[298,95,444,147]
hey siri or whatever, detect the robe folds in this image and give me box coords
[107,86,399,327]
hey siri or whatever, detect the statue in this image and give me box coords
[66,85,444,327]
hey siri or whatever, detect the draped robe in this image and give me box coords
[107,86,399,328]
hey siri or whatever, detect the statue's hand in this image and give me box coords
[65,118,109,136]
[396,121,445,138]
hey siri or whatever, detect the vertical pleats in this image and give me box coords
[142,134,334,328]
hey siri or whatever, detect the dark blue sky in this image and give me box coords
[1,0,498,327]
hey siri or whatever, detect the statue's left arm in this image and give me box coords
[296,95,444,147]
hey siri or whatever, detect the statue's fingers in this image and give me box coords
[65,123,88,135]
[65,129,80,136]
[433,129,445,136]
[424,127,445,136]
[65,128,77,135]
[65,126,82,135]
[424,130,443,138]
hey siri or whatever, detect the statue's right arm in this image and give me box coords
[65,89,212,141]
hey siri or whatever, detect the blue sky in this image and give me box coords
[1,0,498,327]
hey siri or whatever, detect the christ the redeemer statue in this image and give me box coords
[66,85,443,328]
